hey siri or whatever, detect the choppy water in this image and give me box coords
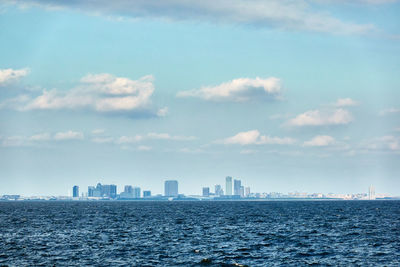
[0,201,399,266]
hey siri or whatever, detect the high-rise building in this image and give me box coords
[202,187,210,197]
[120,185,134,198]
[164,180,178,197]
[88,186,95,197]
[94,183,103,197]
[215,184,223,196]
[368,185,376,200]
[133,187,141,198]
[234,179,241,196]
[240,186,244,198]
[245,187,250,197]
[225,176,232,196]
[143,190,151,198]
[102,184,117,198]
[72,185,79,198]
[88,183,117,198]
[124,185,133,194]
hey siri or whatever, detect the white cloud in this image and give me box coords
[334,98,358,107]
[0,68,29,85]
[288,109,352,126]
[147,132,196,141]
[177,77,282,102]
[364,136,400,151]
[116,135,143,144]
[303,135,335,147]
[54,131,84,141]
[91,129,105,135]
[3,73,162,115]
[9,0,378,35]
[1,131,87,146]
[379,108,400,116]
[115,132,197,144]
[28,133,51,141]
[91,137,114,144]
[219,130,296,145]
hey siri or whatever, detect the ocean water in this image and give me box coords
[0,201,399,266]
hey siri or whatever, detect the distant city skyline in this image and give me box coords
[2,179,389,201]
[1,1,399,196]
[61,179,389,200]
[0,176,392,200]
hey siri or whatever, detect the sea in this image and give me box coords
[0,200,399,266]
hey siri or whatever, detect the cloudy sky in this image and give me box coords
[0,0,399,196]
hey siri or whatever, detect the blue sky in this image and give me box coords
[0,0,399,196]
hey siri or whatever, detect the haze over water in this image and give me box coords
[1,201,399,266]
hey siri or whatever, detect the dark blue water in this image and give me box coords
[0,201,399,266]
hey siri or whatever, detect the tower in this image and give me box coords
[234,179,241,196]
[164,180,178,197]
[368,185,375,200]
[225,176,232,196]
[72,185,79,198]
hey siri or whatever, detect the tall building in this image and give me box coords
[234,179,241,196]
[225,176,232,196]
[120,185,134,198]
[133,187,141,198]
[143,190,151,198]
[202,187,210,197]
[215,184,223,196]
[88,183,117,198]
[369,185,376,200]
[164,180,178,197]
[72,185,79,198]
[102,184,117,198]
[245,187,250,197]
[88,186,95,197]
[124,185,133,194]
[240,186,245,198]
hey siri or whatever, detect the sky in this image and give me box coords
[0,0,399,196]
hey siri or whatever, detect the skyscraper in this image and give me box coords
[120,185,134,198]
[234,179,241,196]
[164,180,178,197]
[88,186,95,197]
[72,185,79,198]
[215,184,223,196]
[133,187,141,198]
[87,183,117,198]
[143,190,151,198]
[102,184,117,198]
[245,187,250,197]
[202,187,210,197]
[225,176,232,196]
[369,185,376,200]
[240,186,245,198]
[124,185,133,194]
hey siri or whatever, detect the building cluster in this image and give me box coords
[87,183,117,198]
[71,180,179,200]
[0,180,391,201]
[201,176,251,198]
